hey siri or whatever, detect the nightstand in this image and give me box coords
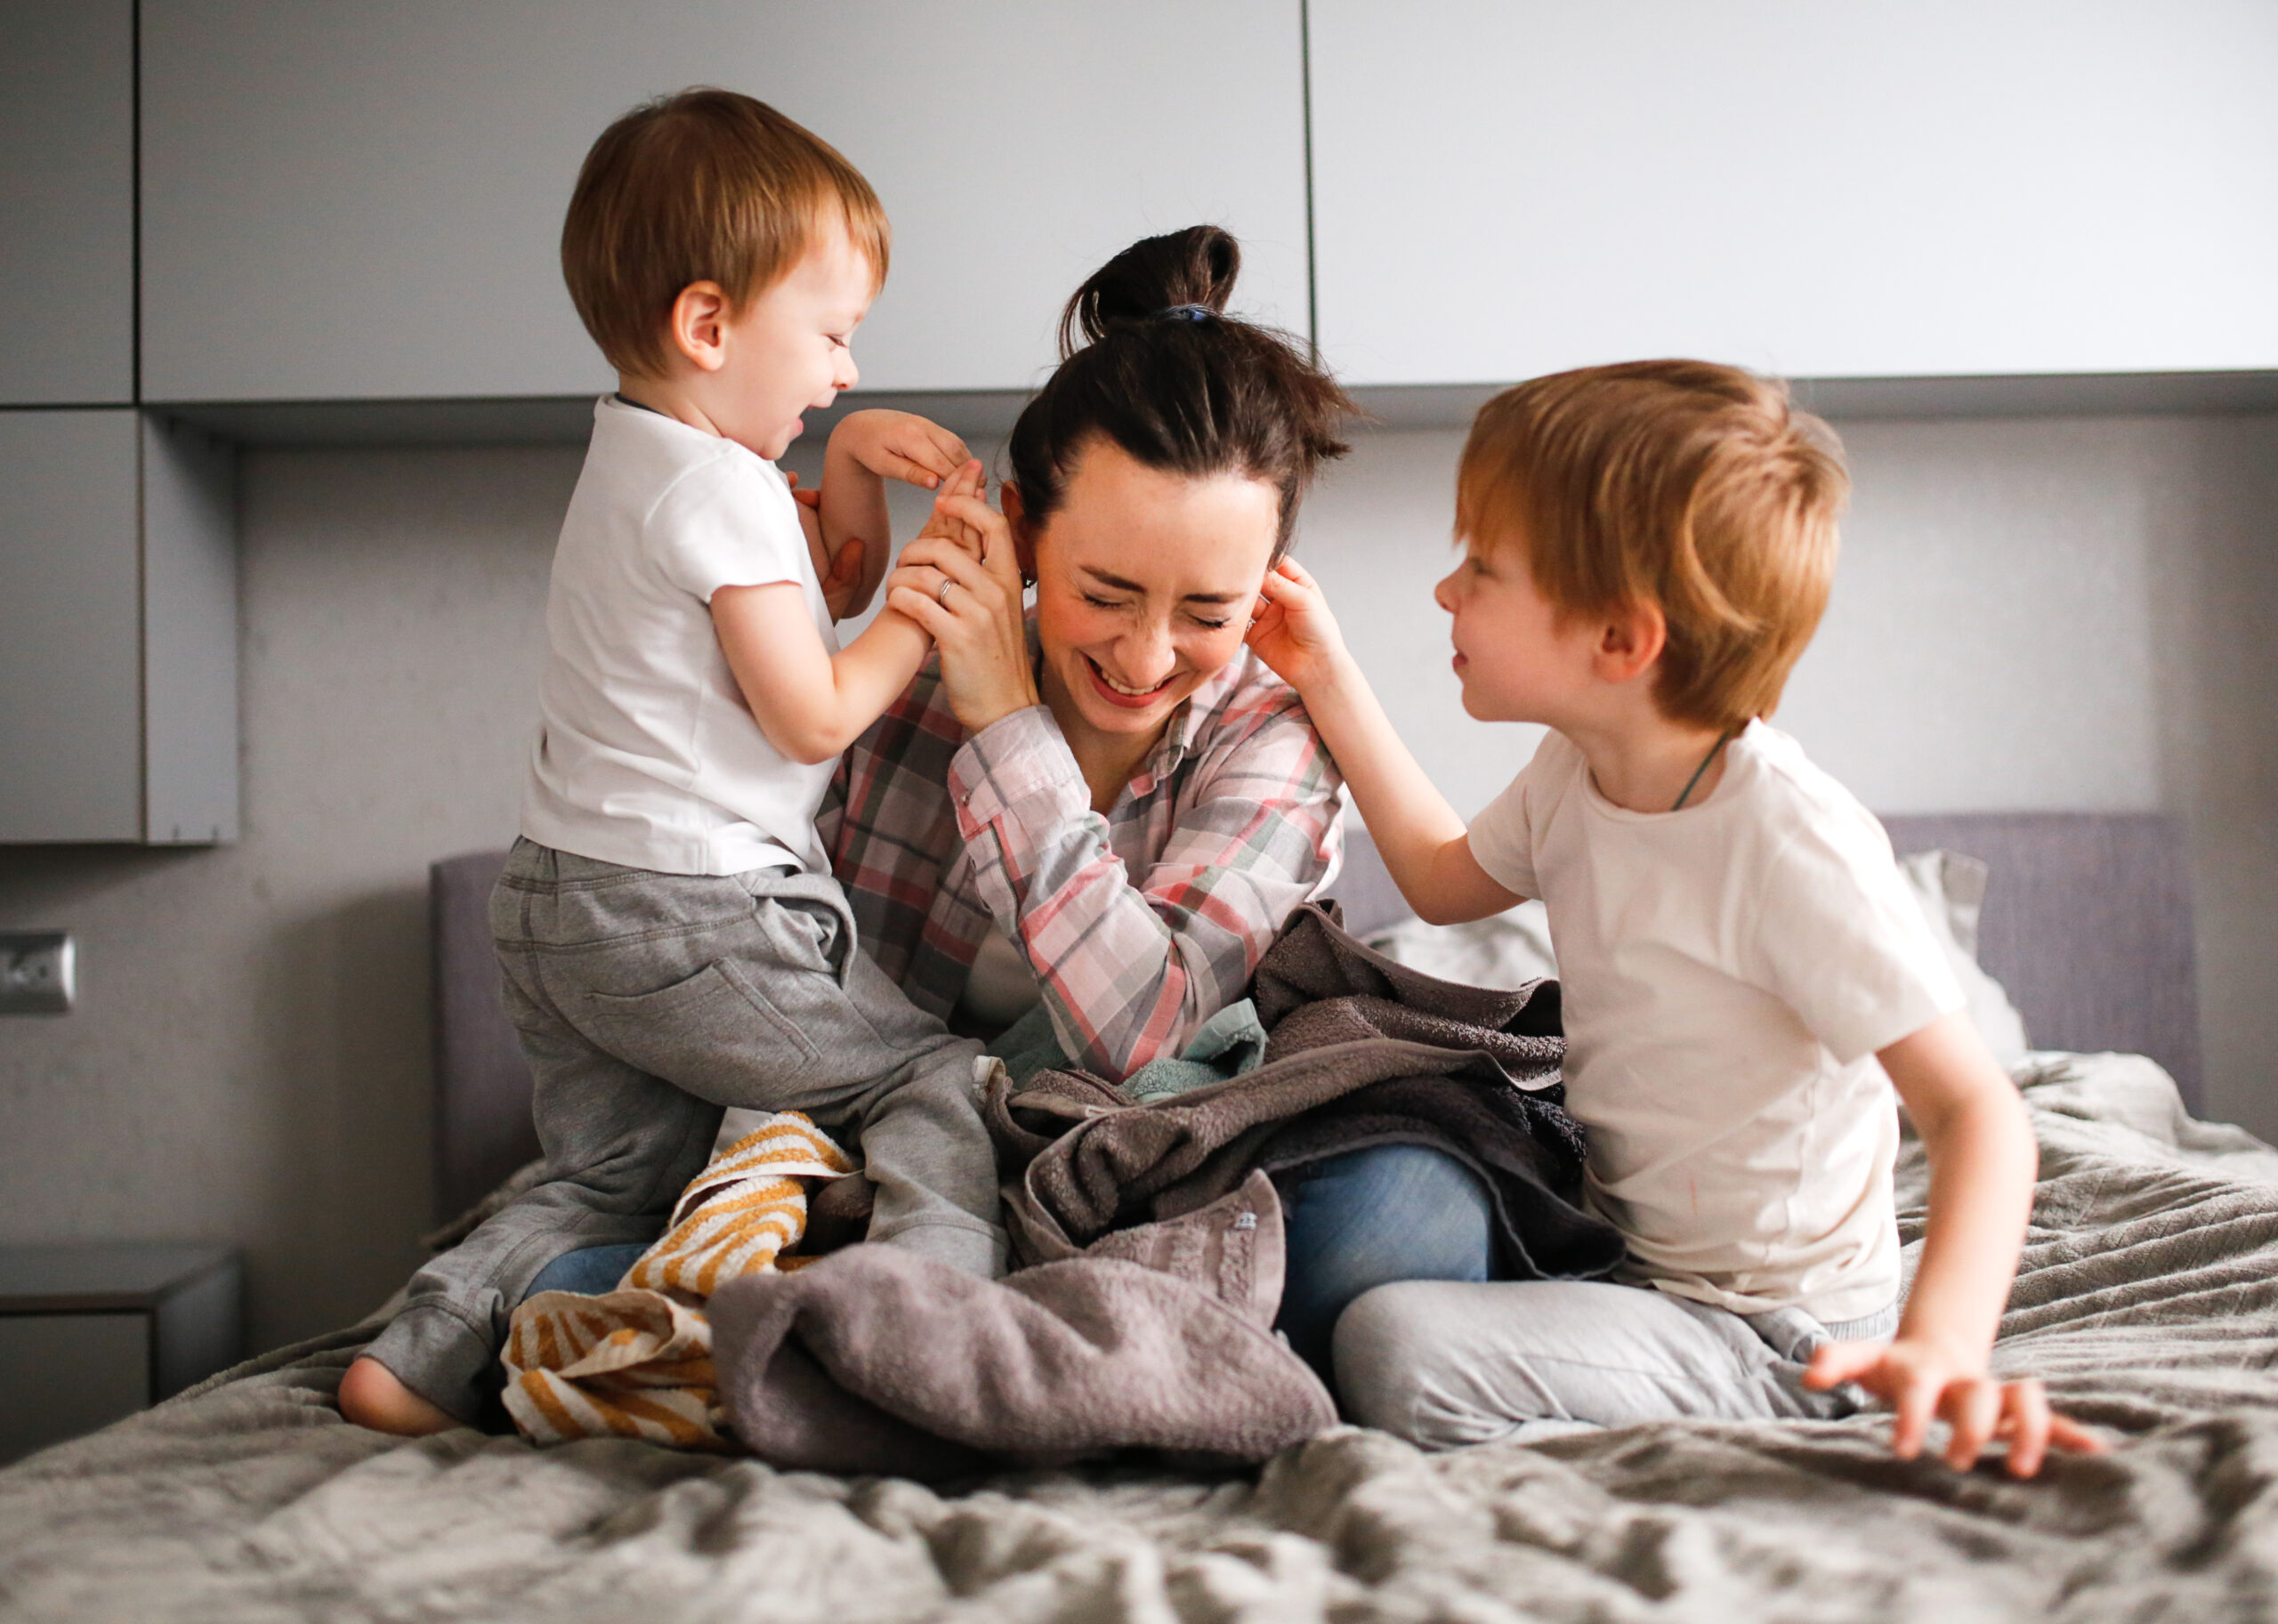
[0,1243,242,1464]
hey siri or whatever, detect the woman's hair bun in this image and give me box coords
[1059,225,1240,357]
[1013,225,1356,559]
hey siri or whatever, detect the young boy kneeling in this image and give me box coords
[342,91,1001,1435]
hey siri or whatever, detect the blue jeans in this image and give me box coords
[1273,1143,1497,1377]
[522,1241,650,1300]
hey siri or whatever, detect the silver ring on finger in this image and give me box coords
[936,578,956,608]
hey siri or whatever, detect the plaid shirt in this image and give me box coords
[820,642,1343,1082]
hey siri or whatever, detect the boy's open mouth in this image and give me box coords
[1084,653,1175,708]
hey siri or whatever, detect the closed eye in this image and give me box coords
[1081,593,1127,611]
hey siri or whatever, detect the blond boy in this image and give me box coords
[343,90,1000,1434]
[1247,360,2100,1475]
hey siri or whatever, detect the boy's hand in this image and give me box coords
[917,459,990,556]
[1245,556,1351,695]
[829,408,971,490]
[1804,1336,2104,1477]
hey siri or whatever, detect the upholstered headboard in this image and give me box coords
[430,812,2204,1220]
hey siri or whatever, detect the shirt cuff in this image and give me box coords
[949,706,1087,835]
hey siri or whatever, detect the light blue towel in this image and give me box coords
[986,998,1268,1099]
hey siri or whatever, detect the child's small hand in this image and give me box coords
[1805,1335,2105,1477]
[830,408,971,490]
[1245,556,1351,695]
[916,460,990,557]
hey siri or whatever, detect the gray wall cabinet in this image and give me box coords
[0,0,136,405]
[0,411,238,844]
[139,0,1311,405]
[1309,2,2278,388]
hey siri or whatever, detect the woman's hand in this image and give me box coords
[886,481,1041,734]
[1804,1337,2104,1477]
[1244,556,1353,697]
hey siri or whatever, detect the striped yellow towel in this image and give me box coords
[502,1111,854,1449]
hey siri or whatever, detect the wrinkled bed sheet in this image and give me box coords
[6,1051,2278,1623]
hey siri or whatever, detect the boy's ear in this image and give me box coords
[1000,481,1038,584]
[668,281,732,373]
[1594,600,1667,685]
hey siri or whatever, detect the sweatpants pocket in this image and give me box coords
[577,958,827,1100]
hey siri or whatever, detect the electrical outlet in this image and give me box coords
[0,933,74,1014]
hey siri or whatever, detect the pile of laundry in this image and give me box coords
[501,903,1622,1475]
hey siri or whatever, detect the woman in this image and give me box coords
[838,226,1501,1373]
[529,227,1500,1378]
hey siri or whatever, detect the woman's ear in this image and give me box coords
[1000,482,1038,585]
[1594,600,1667,685]
[669,281,731,373]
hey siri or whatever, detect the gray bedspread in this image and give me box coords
[7,1051,2278,1622]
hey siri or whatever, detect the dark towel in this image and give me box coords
[990,903,1624,1300]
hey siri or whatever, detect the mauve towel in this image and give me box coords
[710,1242,1335,1478]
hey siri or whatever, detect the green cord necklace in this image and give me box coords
[1670,727,1738,812]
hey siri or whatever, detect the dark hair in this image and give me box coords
[1006,227,1355,554]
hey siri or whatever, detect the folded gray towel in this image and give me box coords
[710,1242,1334,1478]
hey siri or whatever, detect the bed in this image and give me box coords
[5,813,2274,1622]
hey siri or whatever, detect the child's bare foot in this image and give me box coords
[338,1354,457,1435]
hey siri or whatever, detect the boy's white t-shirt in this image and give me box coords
[1466,721,1963,1323]
[520,396,837,877]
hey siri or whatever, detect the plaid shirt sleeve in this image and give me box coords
[821,656,976,1013]
[948,681,1343,1082]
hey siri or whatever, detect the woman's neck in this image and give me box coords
[1040,663,1165,815]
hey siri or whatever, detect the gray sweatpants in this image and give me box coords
[1334,1278,1900,1450]
[366,839,1005,1423]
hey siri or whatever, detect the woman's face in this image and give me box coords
[1022,438,1282,748]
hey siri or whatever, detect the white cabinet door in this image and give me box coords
[141,1,1310,404]
[0,1,135,405]
[1310,2,2278,386]
[0,411,237,844]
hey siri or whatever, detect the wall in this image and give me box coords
[0,413,2271,1352]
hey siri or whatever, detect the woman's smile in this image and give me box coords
[1082,652,1181,708]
